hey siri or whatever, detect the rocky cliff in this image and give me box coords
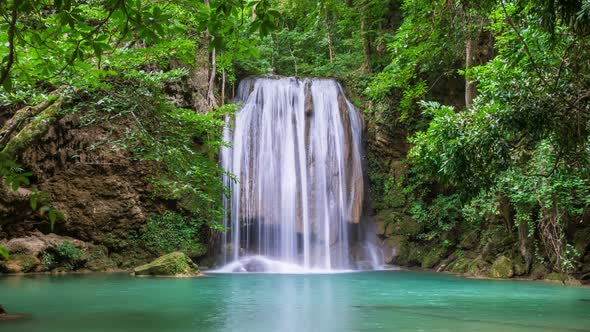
[0,58,216,273]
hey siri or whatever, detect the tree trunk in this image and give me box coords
[465,37,476,108]
[360,15,371,73]
[221,69,226,106]
[203,0,217,109]
[207,48,217,109]
[324,8,334,64]
[0,94,61,147]
[518,217,532,272]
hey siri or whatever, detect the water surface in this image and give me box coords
[1,271,589,332]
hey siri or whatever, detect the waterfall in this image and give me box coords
[218,76,380,273]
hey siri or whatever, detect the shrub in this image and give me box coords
[141,212,207,257]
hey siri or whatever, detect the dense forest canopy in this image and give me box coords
[0,0,589,278]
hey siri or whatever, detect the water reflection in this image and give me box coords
[219,274,350,332]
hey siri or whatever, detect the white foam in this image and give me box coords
[209,256,356,274]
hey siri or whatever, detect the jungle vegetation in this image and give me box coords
[1,0,589,275]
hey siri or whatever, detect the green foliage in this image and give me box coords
[55,241,83,262]
[393,0,590,273]
[0,154,64,228]
[140,106,229,228]
[410,194,461,241]
[0,153,31,191]
[0,0,278,236]
[0,246,9,259]
[41,252,55,270]
[0,0,278,92]
[141,212,207,257]
[51,241,84,270]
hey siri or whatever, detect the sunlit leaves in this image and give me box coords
[0,153,31,191]
[0,245,9,259]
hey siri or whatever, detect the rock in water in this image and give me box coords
[0,304,27,321]
[133,252,200,277]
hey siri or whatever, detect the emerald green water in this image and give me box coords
[1,271,589,332]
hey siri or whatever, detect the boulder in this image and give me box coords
[489,255,514,278]
[513,256,530,276]
[133,252,200,277]
[3,235,47,257]
[530,261,548,280]
[545,273,582,286]
[2,232,88,257]
[467,257,489,277]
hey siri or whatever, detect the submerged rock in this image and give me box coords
[489,255,514,278]
[133,252,200,277]
[0,305,26,321]
[544,273,582,286]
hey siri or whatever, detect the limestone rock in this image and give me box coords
[380,235,405,264]
[513,256,530,276]
[3,235,47,257]
[0,254,40,273]
[530,261,548,280]
[133,252,200,277]
[489,255,514,278]
[545,273,582,286]
[0,232,117,273]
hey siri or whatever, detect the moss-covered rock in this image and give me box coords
[467,257,489,277]
[421,247,445,269]
[513,256,529,276]
[0,254,40,273]
[480,227,517,262]
[84,246,117,272]
[489,256,514,278]
[458,230,479,250]
[573,227,590,254]
[544,273,582,286]
[392,218,422,237]
[530,261,548,279]
[448,257,470,273]
[133,252,200,277]
[394,242,425,267]
[375,211,421,238]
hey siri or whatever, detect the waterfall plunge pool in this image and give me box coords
[1,270,589,332]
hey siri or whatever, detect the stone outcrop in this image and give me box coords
[489,256,514,279]
[133,252,200,277]
[0,231,116,273]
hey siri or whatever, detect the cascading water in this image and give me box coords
[217,76,381,273]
